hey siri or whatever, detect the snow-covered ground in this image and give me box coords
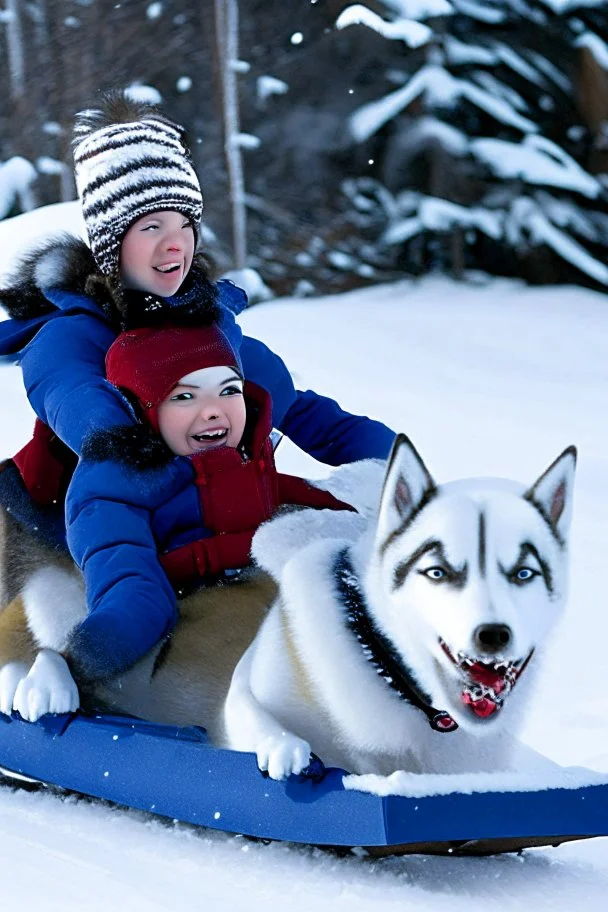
[0,206,606,908]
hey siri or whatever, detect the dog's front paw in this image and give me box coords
[256,732,313,780]
[13,649,79,722]
[0,661,29,716]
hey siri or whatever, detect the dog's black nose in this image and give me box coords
[474,623,512,652]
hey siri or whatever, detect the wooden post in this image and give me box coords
[214,0,247,269]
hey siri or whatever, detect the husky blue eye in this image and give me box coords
[423,567,446,580]
[515,567,536,582]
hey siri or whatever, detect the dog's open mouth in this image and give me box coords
[440,640,534,719]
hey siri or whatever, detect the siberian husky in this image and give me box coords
[0,436,576,781]
[223,435,576,778]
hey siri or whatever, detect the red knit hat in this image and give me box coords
[106,323,241,432]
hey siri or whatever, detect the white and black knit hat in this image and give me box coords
[73,92,203,276]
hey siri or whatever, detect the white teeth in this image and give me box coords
[155,263,180,273]
[193,430,226,441]
[464,682,506,703]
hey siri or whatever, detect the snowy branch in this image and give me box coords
[575,32,608,71]
[257,76,288,102]
[336,5,431,48]
[509,197,608,286]
[349,65,538,143]
[382,196,502,245]
[471,136,602,198]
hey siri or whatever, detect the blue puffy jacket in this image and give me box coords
[0,237,395,681]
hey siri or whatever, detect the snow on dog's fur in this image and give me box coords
[0,436,576,781]
[224,435,576,779]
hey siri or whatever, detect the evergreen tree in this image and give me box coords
[337,0,608,288]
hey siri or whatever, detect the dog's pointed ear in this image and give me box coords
[376,434,436,546]
[525,445,577,541]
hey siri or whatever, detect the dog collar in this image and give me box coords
[334,549,458,733]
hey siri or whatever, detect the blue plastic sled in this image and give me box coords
[1,709,607,856]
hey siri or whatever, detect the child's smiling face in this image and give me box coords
[156,366,247,456]
[119,210,195,297]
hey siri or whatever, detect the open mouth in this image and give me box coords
[440,640,534,719]
[154,262,181,274]
[191,429,228,446]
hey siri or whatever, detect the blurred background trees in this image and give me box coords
[0,0,607,296]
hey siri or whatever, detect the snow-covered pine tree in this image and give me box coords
[337,0,608,288]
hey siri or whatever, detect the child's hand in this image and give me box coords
[161,529,256,582]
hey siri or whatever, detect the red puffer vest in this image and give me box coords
[159,382,355,585]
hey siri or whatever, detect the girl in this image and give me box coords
[64,317,353,684]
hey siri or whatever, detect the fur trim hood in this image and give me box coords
[0,233,219,331]
[0,233,94,320]
[81,423,174,470]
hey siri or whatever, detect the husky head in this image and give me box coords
[362,435,576,733]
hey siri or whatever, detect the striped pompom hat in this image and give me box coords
[73,91,203,276]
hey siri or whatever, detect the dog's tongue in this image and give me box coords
[468,662,506,694]
[461,690,499,717]
[462,662,506,718]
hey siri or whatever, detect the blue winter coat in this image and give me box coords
[0,237,395,682]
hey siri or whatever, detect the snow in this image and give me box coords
[125,84,162,105]
[541,0,606,12]
[0,203,85,273]
[1,204,608,906]
[349,65,538,142]
[395,114,469,155]
[494,43,546,86]
[470,136,603,197]
[0,157,37,219]
[335,5,432,47]
[382,196,502,244]
[536,191,600,240]
[444,34,497,66]
[346,764,608,798]
[42,121,62,136]
[146,2,163,20]
[508,197,608,285]
[576,31,608,70]
[36,156,67,176]
[528,50,571,93]
[234,132,261,150]
[231,59,251,73]
[221,267,274,303]
[452,0,506,23]
[257,75,289,102]
[383,0,453,17]
[471,71,528,112]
